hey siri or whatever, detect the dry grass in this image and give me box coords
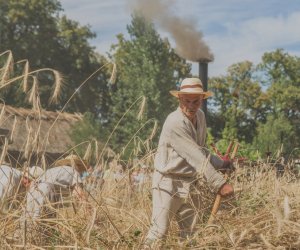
[1,51,299,249]
[0,50,64,106]
[0,158,299,249]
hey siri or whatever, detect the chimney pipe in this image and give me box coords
[198,59,211,117]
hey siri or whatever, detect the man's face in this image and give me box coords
[22,176,31,188]
[179,94,203,120]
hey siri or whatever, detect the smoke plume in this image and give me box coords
[129,0,214,62]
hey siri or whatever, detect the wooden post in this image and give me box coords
[207,142,239,225]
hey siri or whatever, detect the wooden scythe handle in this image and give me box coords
[207,142,239,225]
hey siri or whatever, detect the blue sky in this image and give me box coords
[60,0,300,77]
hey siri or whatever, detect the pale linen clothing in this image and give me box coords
[146,108,226,241]
[154,107,225,194]
[25,166,83,219]
[147,180,202,240]
[0,165,24,202]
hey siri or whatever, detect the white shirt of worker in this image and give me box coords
[0,165,24,207]
[146,107,226,241]
[25,166,83,219]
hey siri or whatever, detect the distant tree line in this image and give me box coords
[0,0,299,160]
[208,50,300,158]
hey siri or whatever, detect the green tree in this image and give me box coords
[209,61,263,143]
[255,49,300,155]
[0,0,111,119]
[69,112,107,161]
[208,50,300,157]
[106,14,190,157]
[254,113,295,156]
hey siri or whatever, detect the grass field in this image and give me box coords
[1,158,299,249]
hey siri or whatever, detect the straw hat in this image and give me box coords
[55,154,89,173]
[170,78,213,99]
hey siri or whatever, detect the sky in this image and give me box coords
[59,0,300,77]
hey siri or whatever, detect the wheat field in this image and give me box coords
[0,51,299,249]
[0,158,299,249]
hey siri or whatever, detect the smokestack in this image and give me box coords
[130,0,215,117]
[130,0,214,62]
[199,59,212,117]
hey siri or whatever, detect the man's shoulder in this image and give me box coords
[165,109,184,123]
[0,165,22,176]
[163,109,186,133]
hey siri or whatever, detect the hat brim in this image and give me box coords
[55,158,89,173]
[169,90,213,99]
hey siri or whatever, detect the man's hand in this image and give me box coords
[219,158,235,174]
[218,183,234,197]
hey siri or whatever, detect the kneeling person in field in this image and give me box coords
[0,164,43,212]
[24,155,91,222]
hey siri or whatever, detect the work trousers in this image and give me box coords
[18,183,58,243]
[146,186,201,241]
[25,182,58,219]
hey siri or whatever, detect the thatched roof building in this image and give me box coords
[0,104,82,167]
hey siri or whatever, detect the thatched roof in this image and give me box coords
[0,104,82,155]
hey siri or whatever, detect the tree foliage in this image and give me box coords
[255,49,300,155]
[254,113,295,155]
[105,14,191,157]
[1,1,299,159]
[0,0,111,118]
[209,61,263,143]
[208,49,300,157]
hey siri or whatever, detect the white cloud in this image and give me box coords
[60,0,300,77]
[200,11,300,76]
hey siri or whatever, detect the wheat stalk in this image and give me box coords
[0,103,6,124]
[40,62,114,155]
[14,59,30,93]
[83,142,92,162]
[120,118,157,157]
[10,116,17,142]
[85,208,97,244]
[0,138,8,165]
[0,50,14,85]
[283,195,291,220]
[137,96,146,120]
[148,119,158,140]
[108,63,117,85]
[49,69,64,104]
[24,117,33,159]
[28,75,38,104]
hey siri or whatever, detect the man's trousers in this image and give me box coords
[146,184,202,241]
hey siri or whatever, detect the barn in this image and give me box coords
[0,104,82,167]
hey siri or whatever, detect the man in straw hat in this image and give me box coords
[23,154,92,226]
[0,163,43,213]
[145,78,234,245]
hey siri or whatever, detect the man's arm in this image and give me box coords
[168,124,227,192]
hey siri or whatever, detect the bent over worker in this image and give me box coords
[24,154,91,223]
[145,78,234,244]
[0,164,43,212]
